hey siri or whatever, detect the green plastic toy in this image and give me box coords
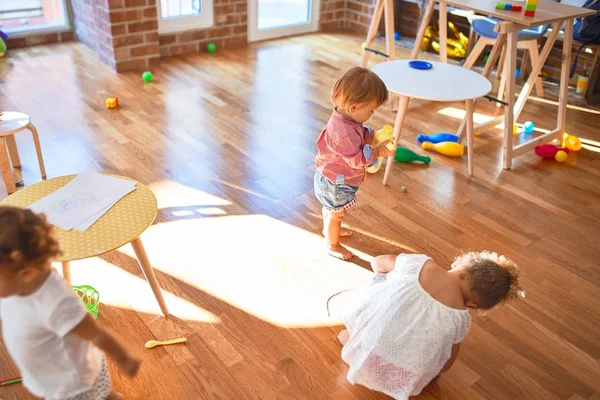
[0,38,6,57]
[142,71,153,82]
[72,285,100,319]
[207,43,216,53]
[394,146,431,164]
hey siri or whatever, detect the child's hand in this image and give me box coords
[118,355,141,377]
[376,140,396,158]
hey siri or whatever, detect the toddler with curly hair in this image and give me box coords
[0,206,140,400]
[337,251,524,399]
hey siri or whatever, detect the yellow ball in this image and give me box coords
[513,123,518,135]
[361,42,367,50]
[555,150,568,162]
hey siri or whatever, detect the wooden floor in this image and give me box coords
[1,32,599,400]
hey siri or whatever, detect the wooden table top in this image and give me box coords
[0,174,157,261]
[443,0,595,27]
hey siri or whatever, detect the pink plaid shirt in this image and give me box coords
[315,109,376,187]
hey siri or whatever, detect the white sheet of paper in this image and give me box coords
[28,171,137,231]
[72,187,137,231]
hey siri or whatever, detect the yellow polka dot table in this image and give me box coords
[0,174,169,316]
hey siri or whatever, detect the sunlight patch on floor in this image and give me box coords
[120,214,374,328]
[61,258,220,323]
[148,180,232,209]
[437,107,497,125]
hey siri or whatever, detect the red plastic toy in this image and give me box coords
[534,144,569,159]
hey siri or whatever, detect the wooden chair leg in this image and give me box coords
[361,0,385,68]
[62,261,71,284]
[5,135,21,168]
[27,124,46,179]
[439,1,448,63]
[527,40,545,98]
[496,43,507,81]
[0,137,16,194]
[131,237,169,317]
[384,0,395,60]
[463,37,487,69]
[411,0,436,59]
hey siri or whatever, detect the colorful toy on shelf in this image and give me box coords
[523,121,535,134]
[513,123,519,135]
[366,125,396,173]
[422,141,464,157]
[105,97,119,109]
[417,133,459,143]
[495,3,523,11]
[142,71,153,82]
[394,32,401,41]
[562,134,582,151]
[534,144,569,162]
[395,147,431,164]
[524,0,537,17]
[207,43,217,53]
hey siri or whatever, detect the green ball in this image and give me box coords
[207,43,216,53]
[142,71,153,82]
[483,54,489,63]
[0,38,6,55]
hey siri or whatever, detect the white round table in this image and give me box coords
[0,111,47,194]
[372,61,491,182]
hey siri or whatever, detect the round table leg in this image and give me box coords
[0,137,16,194]
[62,261,72,284]
[131,237,169,317]
[466,99,475,176]
[27,124,46,179]
[383,95,411,186]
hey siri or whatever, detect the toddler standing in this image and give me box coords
[314,67,395,260]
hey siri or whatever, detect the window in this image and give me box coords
[0,0,69,36]
[158,0,214,34]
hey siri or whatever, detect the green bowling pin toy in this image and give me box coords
[394,146,431,164]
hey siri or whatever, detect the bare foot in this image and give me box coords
[328,244,354,261]
[337,330,350,346]
[107,391,124,400]
[323,229,352,237]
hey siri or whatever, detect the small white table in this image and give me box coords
[0,111,46,193]
[372,61,491,184]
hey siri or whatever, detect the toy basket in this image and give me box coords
[72,285,100,319]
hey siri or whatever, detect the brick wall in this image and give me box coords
[321,0,347,31]
[346,0,375,33]
[158,0,247,57]
[71,0,115,68]
[109,0,160,72]
[6,32,75,49]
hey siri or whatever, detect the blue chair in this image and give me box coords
[463,16,548,100]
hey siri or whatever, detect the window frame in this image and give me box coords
[157,0,214,34]
[0,0,71,38]
[247,0,320,43]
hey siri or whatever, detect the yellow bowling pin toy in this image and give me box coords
[421,141,464,157]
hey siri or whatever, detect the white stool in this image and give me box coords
[371,60,492,184]
[0,112,47,194]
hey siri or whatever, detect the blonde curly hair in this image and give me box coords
[0,206,61,271]
[454,251,524,309]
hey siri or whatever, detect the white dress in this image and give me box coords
[341,254,471,399]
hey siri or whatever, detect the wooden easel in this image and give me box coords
[361,0,396,68]
[361,0,397,110]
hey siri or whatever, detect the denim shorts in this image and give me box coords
[314,171,358,211]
